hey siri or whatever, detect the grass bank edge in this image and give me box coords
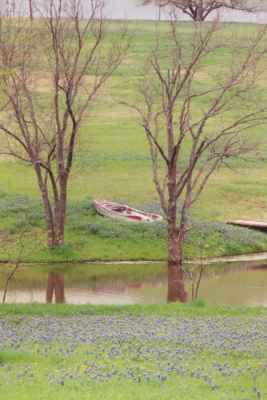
[0,302,266,317]
[1,224,267,263]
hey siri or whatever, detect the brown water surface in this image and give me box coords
[0,261,267,306]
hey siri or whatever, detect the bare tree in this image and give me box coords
[0,0,33,18]
[0,0,127,248]
[142,0,259,21]
[130,20,267,302]
[28,0,33,20]
[1,214,29,304]
[186,263,205,301]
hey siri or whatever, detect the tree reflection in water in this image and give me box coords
[46,272,65,303]
[167,265,187,303]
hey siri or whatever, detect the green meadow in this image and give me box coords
[1,21,267,261]
[0,304,267,400]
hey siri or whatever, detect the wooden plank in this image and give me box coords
[227,220,267,231]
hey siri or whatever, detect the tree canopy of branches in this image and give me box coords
[0,1,33,19]
[142,0,258,21]
[0,0,128,248]
[130,20,267,302]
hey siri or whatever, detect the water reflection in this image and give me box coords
[167,265,187,303]
[46,272,65,304]
[0,262,267,306]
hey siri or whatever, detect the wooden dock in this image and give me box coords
[227,220,267,232]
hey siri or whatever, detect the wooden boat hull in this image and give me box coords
[94,200,163,223]
[227,219,267,232]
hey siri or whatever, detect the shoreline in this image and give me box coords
[1,251,267,266]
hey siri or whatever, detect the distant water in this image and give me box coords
[102,0,267,23]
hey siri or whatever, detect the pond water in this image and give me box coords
[0,260,267,306]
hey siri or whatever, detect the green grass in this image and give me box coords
[1,373,266,400]
[1,21,267,261]
[0,302,266,317]
[1,364,264,400]
[0,304,267,400]
[0,192,267,261]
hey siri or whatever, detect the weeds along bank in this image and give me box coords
[1,21,267,259]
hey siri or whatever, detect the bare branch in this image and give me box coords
[0,0,128,247]
[133,16,267,287]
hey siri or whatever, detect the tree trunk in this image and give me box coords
[40,187,57,248]
[40,183,67,248]
[167,226,188,303]
[35,166,67,248]
[29,0,33,20]
[46,216,57,248]
[55,178,68,246]
[35,167,58,248]
[166,164,188,303]
[194,6,205,21]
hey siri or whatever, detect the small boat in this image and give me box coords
[94,200,163,223]
[227,219,267,231]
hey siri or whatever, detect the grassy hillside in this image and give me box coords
[1,20,267,261]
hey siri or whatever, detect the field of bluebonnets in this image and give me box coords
[0,310,267,399]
